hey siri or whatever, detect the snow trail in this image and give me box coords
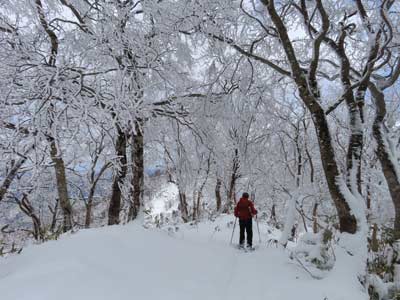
[0,216,367,300]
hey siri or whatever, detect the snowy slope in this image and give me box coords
[0,216,367,300]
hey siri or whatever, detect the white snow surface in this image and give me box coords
[0,215,367,300]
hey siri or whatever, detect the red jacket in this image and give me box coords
[234,197,257,220]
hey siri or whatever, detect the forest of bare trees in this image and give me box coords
[0,1,400,298]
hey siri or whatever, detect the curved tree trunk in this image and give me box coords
[264,0,357,234]
[17,194,44,241]
[370,84,400,239]
[311,108,357,233]
[48,135,73,232]
[35,0,73,232]
[86,141,111,228]
[0,148,31,203]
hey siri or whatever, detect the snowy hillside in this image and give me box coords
[0,216,367,300]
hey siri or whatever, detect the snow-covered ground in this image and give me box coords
[0,215,367,300]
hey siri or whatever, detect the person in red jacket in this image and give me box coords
[234,192,257,248]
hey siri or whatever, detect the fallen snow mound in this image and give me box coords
[0,216,367,300]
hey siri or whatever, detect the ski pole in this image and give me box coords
[256,215,261,244]
[230,217,237,245]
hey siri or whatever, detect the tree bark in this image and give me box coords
[85,161,111,228]
[304,140,314,184]
[0,151,30,203]
[337,29,368,196]
[224,149,240,213]
[294,128,302,187]
[370,84,400,239]
[178,191,189,222]
[193,155,211,221]
[49,198,59,233]
[311,109,357,233]
[195,191,202,221]
[215,177,222,212]
[85,180,97,228]
[84,197,93,229]
[17,194,44,241]
[370,223,379,252]
[48,135,73,232]
[312,203,319,234]
[271,204,277,224]
[128,120,144,221]
[108,127,128,225]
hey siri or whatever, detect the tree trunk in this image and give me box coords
[17,194,43,241]
[0,152,30,203]
[295,129,302,187]
[370,223,379,252]
[108,127,128,225]
[338,42,365,196]
[264,0,357,234]
[311,109,357,233]
[215,177,222,212]
[375,132,400,240]
[344,25,381,195]
[370,85,400,239]
[192,192,197,221]
[48,135,73,232]
[224,149,240,213]
[195,191,201,221]
[271,204,277,224]
[366,181,372,222]
[85,162,111,228]
[128,120,144,221]
[193,155,210,221]
[303,120,315,184]
[85,186,95,228]
[346,107,364,195]
[85,201,92,229]
[49,198,59,233]
[312,203,319,234]
[192,190,202,221]
[178,191,189,222]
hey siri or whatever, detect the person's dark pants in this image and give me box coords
[239,219,253,247]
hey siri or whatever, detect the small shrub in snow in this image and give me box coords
[367,227,400,300]
[291,229,335,273]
